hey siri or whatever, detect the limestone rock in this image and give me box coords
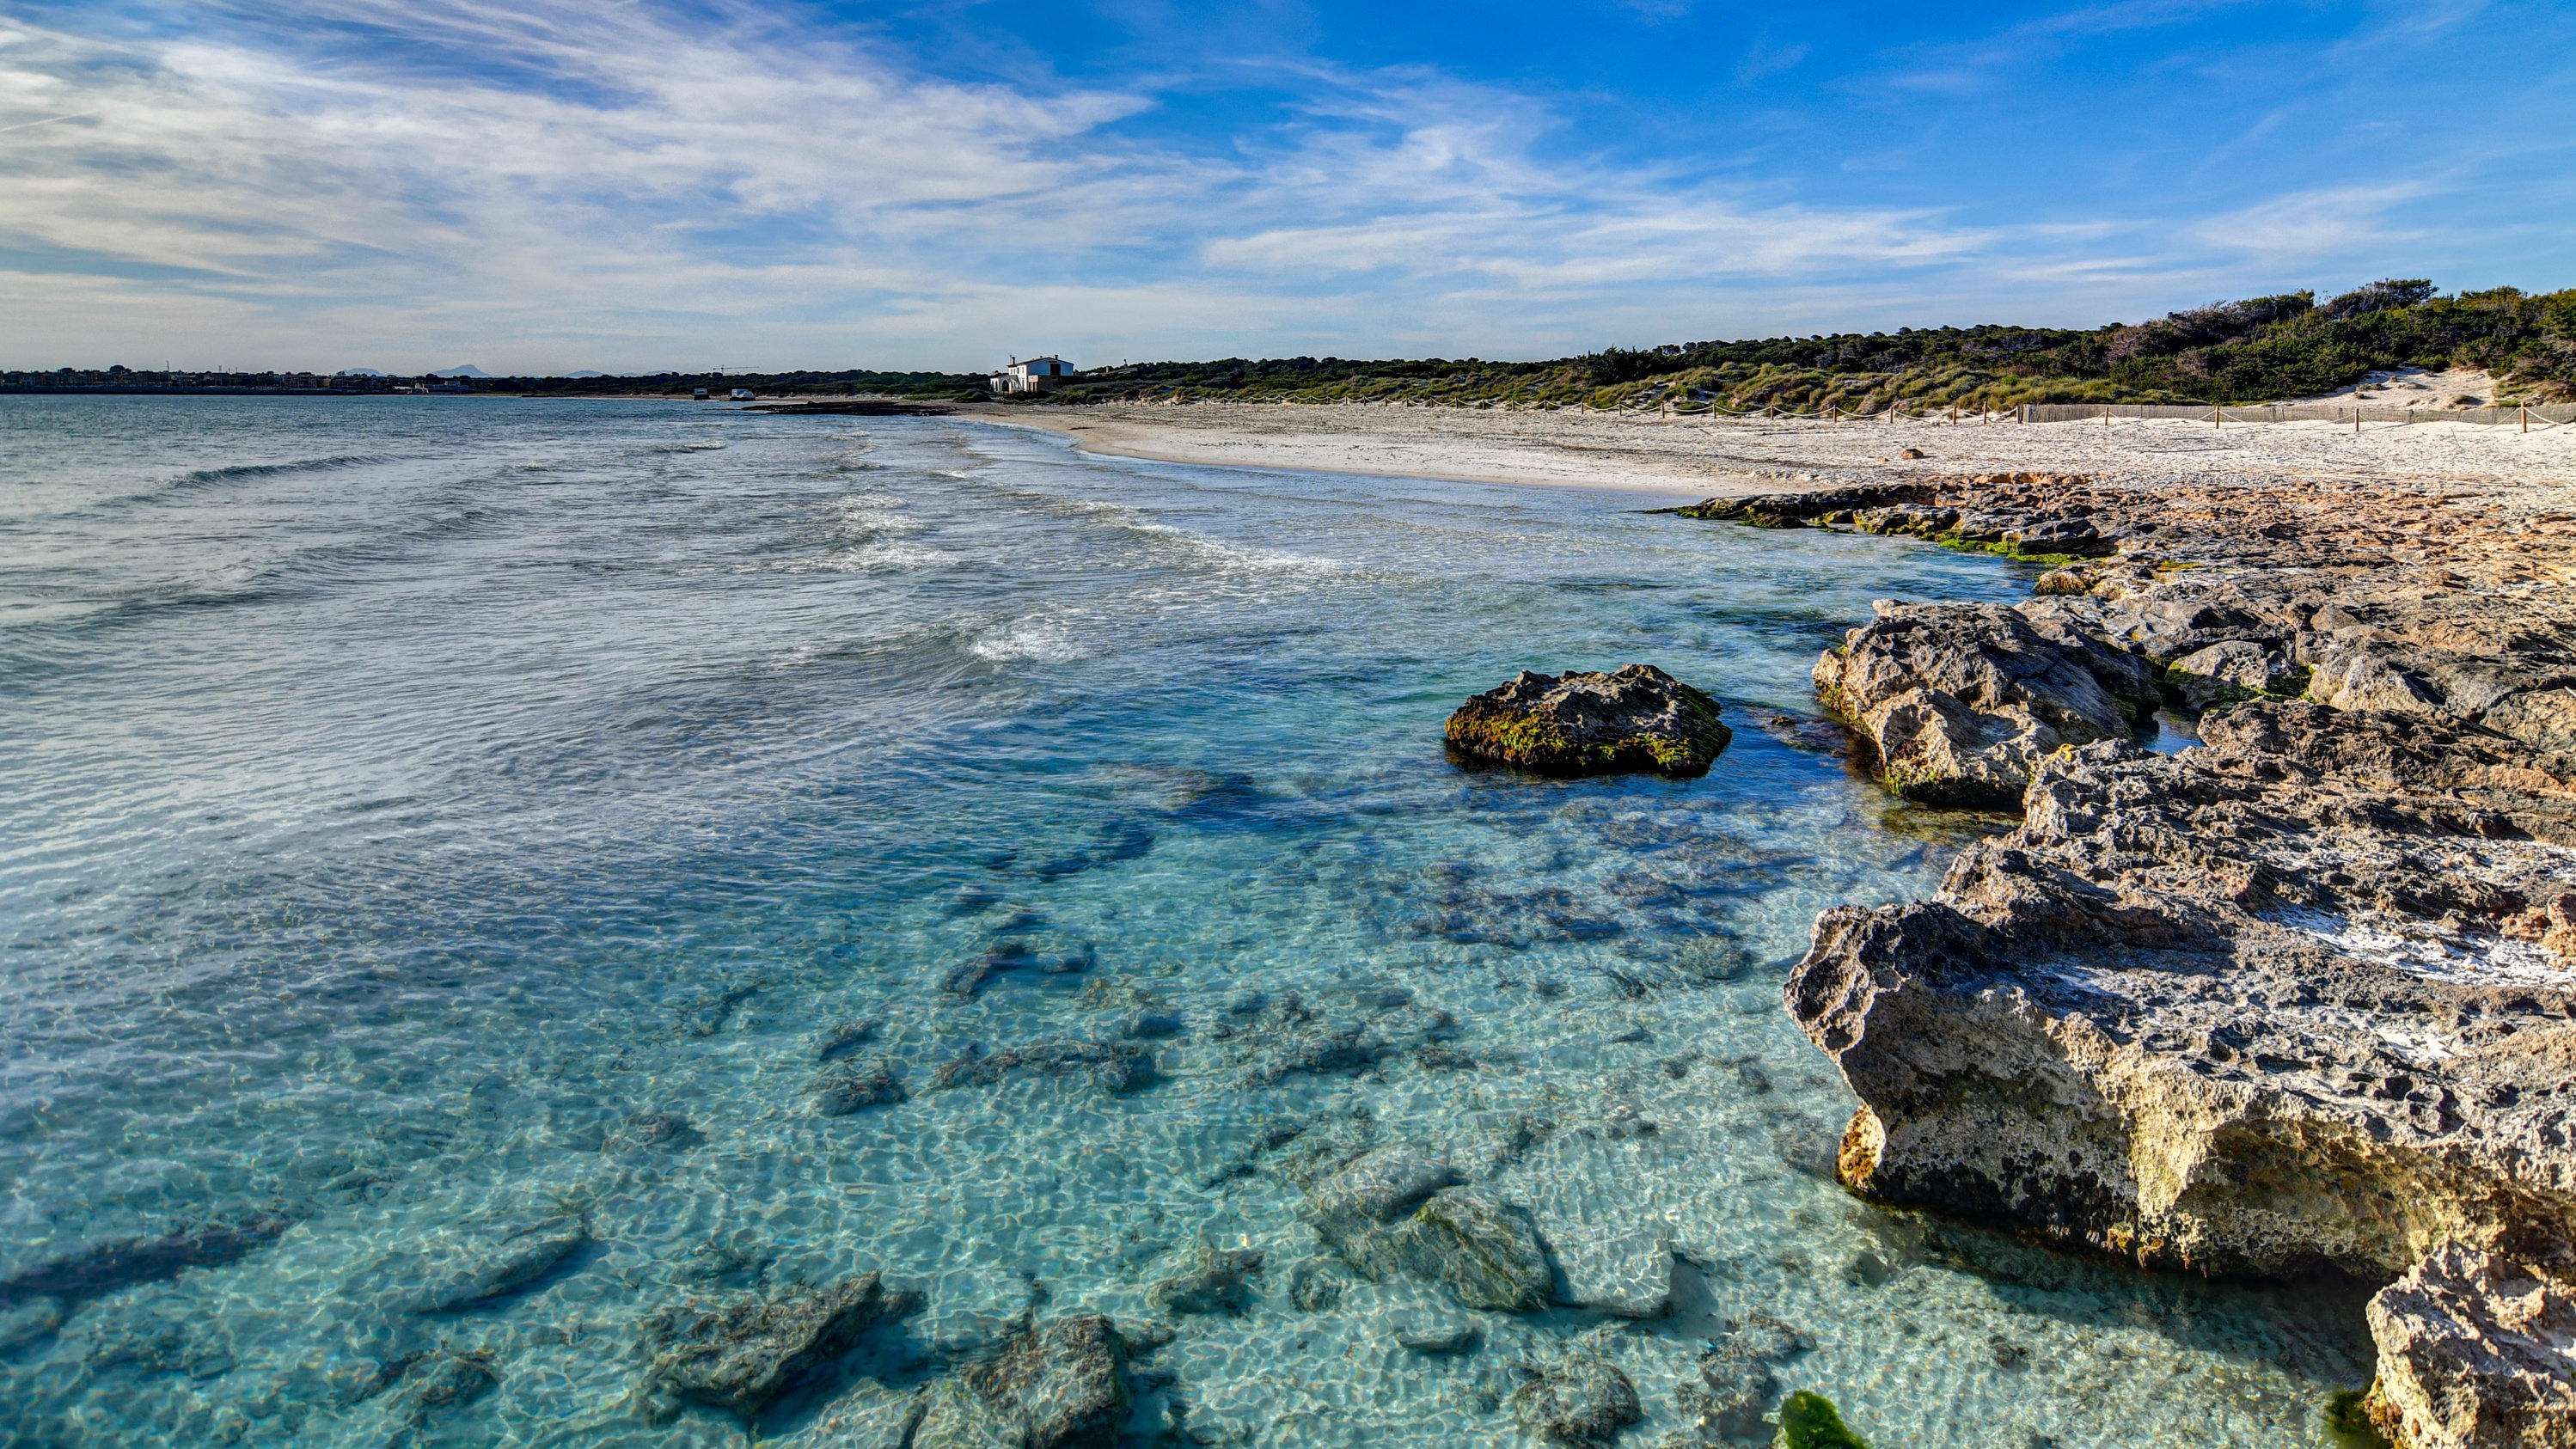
[0,1297,64,1353]
[2367,1241,2576,1449]
[1401,1189,1551,1311]
[1349,1281,1479,1354]
[643,1272,921,1415]
[1300,1150,1549,1311]
[1815,601,2146,808]
[782,1383,927,1449]
[1145,1247,1262,1316]
[359,1214,587,1315]
[1786,707,2576,1287]
[1445,664,1732,778]
[1386,1305,1479,1354]
[915,1314,1128,1449]
[2165,639,2300,710]
[2,1214,289,1311]
[1509,1353,1642,1446]
[1303,1147,1460,1249]
[930,1038,1151,1095]
[811,1060,907,1116]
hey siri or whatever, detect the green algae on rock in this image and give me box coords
[1445,664,1733,778]
[1778,1391,1871,1448]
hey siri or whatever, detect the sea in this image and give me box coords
[0,397,2370,1447]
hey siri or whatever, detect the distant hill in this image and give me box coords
[430,364,492,378]
[334,367,383,377]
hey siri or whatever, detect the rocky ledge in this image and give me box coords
[1683,472,2576,1448]
[1446,663,1733,778]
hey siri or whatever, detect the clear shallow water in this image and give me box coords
[0,398,2367,1447]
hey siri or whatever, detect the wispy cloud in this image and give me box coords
[0,0,2563,370]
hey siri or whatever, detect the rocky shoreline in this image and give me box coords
[1676,472,2576,1447]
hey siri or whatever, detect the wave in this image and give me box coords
[771,542,960,573]
[970,617,1095,663]
[166,453,388,492]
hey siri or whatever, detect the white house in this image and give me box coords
[992,357,1075,394]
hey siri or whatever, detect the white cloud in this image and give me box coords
[0,1,2533,371]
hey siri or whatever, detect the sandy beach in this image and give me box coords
[961,400,2576,510]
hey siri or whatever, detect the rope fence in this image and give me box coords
[2019,401,2576,429]
[1631,398,2573,430]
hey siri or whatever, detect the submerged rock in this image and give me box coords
[1,1214,290,1311]
[1145,1247,1263,1317]
[1445,664,1733,778]
[643,1271,921,1415]
[0,1297,64,1354]
[616,1111,707,1151]
[361,1214,588,1315]
[1301,1148,1549,1311]
[912,1314,1129,1449]
[399,1350,501,1414]
[810,1060,908,1116]
[780,1382,928,1449]
[931,1038,1152,1095]
[1508,1353,1642,1446]
[815,1017,885,1062]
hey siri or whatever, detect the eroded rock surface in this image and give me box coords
[1445,664,1732,778]
[1814,600,2154,808]
[1743,469,2576,1449]
[2368,1241,2576,1449]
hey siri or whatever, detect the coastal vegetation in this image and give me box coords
[1024,278,2576,412]
[15,279,2567,415]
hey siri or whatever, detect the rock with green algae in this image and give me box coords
[1444,664,1732,779]
[1777,1391,1871,1449]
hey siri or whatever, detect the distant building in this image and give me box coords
[991,356,1075,394]
[731,388,756,401]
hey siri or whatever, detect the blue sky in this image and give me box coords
[1,0,2570,373]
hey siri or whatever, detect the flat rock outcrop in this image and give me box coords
[1445,664,1732,778]
[1702,468,2576,1449]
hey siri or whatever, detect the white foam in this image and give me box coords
[970,617,1094,663]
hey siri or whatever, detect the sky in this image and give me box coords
[1,0,2571,375]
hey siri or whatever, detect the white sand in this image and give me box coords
[2291,365,2517,410]
[960,401,2576,511]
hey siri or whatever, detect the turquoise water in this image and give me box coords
[0,398,2366,1447]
